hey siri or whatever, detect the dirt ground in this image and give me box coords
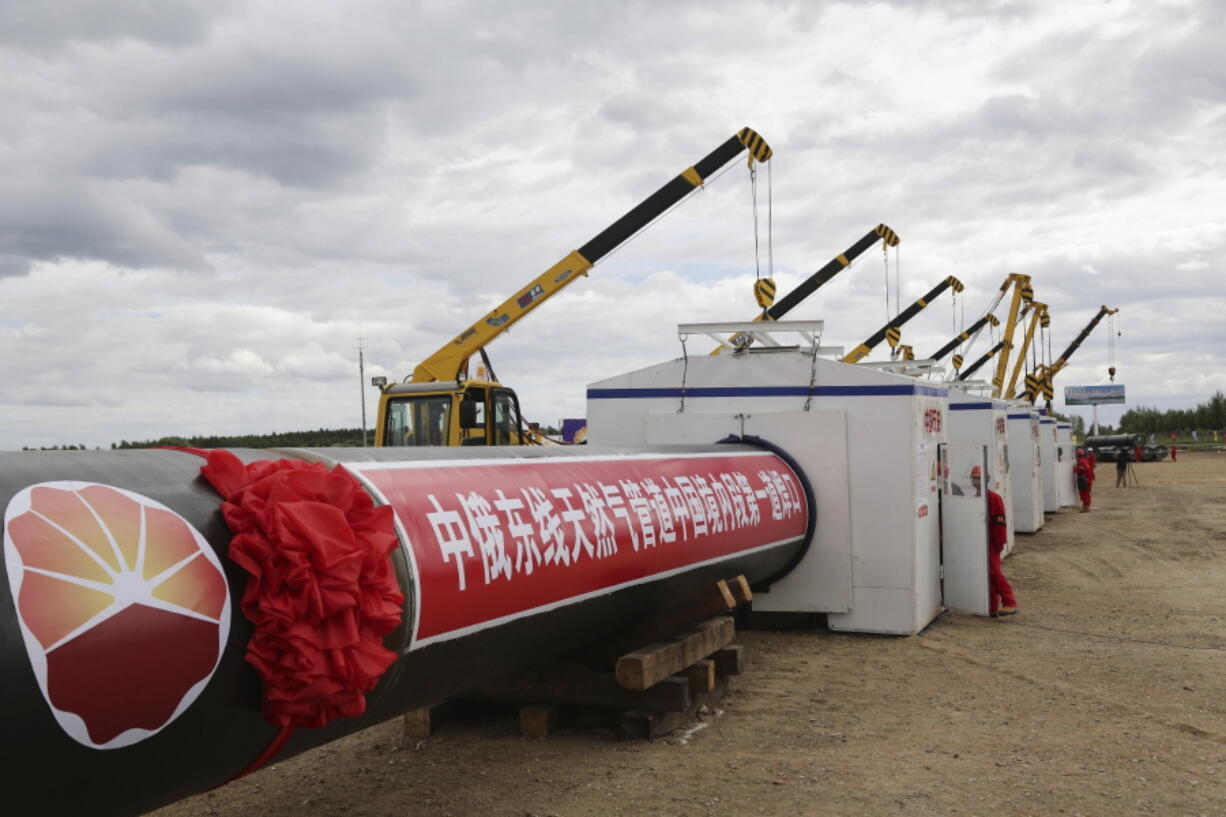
[155,452,1226,817]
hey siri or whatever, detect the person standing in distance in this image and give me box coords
[1074,448,1093,513]
[1115,445,1131,487]
[973,465,1017,617]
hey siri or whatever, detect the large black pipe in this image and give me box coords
[1,443,808,817]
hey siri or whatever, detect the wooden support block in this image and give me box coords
[403,704,443,739]
[693,676,730,711]
[518,705,560,739]
[684,660,717,694]
[615,616,736,691]
[729,575,753,605]
[465,671,692,713]
[618,708,688,741]
[619,677,731,741]
[716,579,737,609]
[711,645,745,676]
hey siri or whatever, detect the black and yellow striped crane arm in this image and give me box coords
[927,312,1000,365]
[713,224,901,354]
[841,275,965,364]
[409,127,773,383]
[1047,304,1120,380]
[1025,305,1119,405]
[956,339,1006,381]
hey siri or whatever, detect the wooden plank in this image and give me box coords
[403,704,443,739]
[615,616,736,691]
[684,660,717,694]
[518,705,560,738]
[716,579,737,608]
[464,671,692,713]
[697,676,729,707]
[711,645,745,676]
[729,575,753,604]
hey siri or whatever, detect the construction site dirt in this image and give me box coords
[154,452,1226,817]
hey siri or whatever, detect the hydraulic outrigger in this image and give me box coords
[841,275,965,364]
[372,127,773,447]
[714,224,901,353]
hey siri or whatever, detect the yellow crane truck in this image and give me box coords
[372,127,773,447]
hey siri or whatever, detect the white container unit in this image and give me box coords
[1039,414,1059,513]
[1056,422,1077,507]
[947,390,1014,554]
[586,328,956,636]
[1006,405,1044,533]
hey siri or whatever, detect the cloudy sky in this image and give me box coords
[2,0,1223,450]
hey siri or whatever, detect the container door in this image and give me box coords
[939,443,989,616]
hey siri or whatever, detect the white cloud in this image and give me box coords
[1,0,1224,449]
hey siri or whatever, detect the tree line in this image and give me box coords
[21,423,572,452]
[1118,391,1226,437]
[21,428,374,451]
[111,428,377,449]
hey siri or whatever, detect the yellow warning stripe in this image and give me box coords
[738,128,773,162]
[875,224,901,246]
[681,167,703,187]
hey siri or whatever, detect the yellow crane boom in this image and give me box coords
[990,274,1034,397]
[1004,301,1047,399]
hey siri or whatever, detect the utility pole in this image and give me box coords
[356,335,368,446]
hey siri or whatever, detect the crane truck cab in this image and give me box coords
[374,378,527,447]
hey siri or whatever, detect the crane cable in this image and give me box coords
[1046,317,1053,385]
[748,157,774,319]
[768,160,774,281]
[944,285,1007,383]
[1108,311,1118,381]
[957,287,967,369]
[882,243,891,322]
[895,241,901,320]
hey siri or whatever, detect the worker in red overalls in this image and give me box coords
[1074,448,1093,512]
[973,465,1017,617]
[1087,448,1098,483]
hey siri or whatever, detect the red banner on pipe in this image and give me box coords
[347,452,807,647]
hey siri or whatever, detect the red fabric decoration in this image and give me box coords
[199,450,404,729]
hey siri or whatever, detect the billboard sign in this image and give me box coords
[1065,384,1126,405]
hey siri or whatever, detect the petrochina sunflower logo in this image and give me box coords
[3,482,230,749]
